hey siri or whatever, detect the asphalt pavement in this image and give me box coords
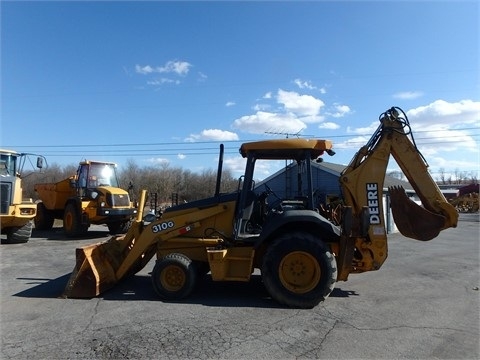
[1,214,478,359]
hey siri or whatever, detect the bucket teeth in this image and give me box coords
[389,186,446,241]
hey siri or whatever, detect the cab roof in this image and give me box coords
[0,149,20,156]
[239,138,333,160]
[79,160,117,166]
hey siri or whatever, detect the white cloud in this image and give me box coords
[293,78,316,90]
[319,122,340,130]
[393,91,424,100]
[147,78,180,85]
[225,101,236,107]
[327,104,352,118]
[223,156,247,174]
[135,60,192,76]
[346,121,379,135]
[232,111,306,135]
[177,153,186,160]
[146,157,170,166]
[407,99,480,127]
[277,89,324,119]
[135,65,154,74]
[185,129,239,142]
[253,103,271,111]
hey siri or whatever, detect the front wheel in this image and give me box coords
[107,220,131,235]
[261,231,337,308]
[151,253,197,300]
[63,203,87,237]
[1,221,33,244]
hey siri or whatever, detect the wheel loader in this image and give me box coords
[34,160,137,237]
[62,107,458,308]
[0,149,45,244]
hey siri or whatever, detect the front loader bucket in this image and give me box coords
[389,186,446,241]
[62,236,126,298]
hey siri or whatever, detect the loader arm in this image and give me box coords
[63,190,230,298]
[339,107,458,275]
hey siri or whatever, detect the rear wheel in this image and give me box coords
[261,231,337,308]
[63,203,87,237]
[34,202,55,230]
[151,253,197,300]
[1,221,33,244]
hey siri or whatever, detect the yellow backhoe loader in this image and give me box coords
[62,107,458,308]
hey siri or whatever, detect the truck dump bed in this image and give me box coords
[34,177,75,210]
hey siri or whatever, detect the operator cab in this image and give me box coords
[234,139,335,239]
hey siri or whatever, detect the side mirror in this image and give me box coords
[36,157,43,169]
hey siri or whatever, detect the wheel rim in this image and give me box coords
[279,251,321,294]
[160,265,186,292]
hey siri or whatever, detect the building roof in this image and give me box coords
[314,161,414,191]
[256,160,414,192]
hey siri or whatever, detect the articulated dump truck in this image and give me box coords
[63,107,458,308]
[35,160,137,237]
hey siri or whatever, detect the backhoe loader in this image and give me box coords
[63,107,458,308]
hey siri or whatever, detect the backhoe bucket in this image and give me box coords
[62,236,126,298]
[389,186,446,241]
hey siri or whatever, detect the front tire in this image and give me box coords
[151,253,197,300]
[107,220,131,235]
[2,221,33,244]
[63,203,87,237]
[261,231,337,308]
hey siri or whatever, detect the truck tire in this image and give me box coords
[63,203,87,237]
[34,202,55,230]
[2,221,33,244]
[107,220,131,235]
[261,231,337,309]
[151,253,197,301]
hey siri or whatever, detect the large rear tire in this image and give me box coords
[261,231,337,308]
[34,202,55,230]
[151,253,197,300]
[63,203,87,237]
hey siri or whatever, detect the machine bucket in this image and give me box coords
[389,186,446,241]
[62,236,126,298]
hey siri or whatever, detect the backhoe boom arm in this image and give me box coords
[339,107,458,275]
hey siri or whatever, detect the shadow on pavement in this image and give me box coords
[13,272,359,308]
[31,227,112,241]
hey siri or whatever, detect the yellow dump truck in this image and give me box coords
[1,149,45,244]
[34,160,137,237]
[63,107,458,308]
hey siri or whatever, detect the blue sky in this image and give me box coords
[1,1,479,181]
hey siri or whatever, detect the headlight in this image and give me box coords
[100,202,106,207]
